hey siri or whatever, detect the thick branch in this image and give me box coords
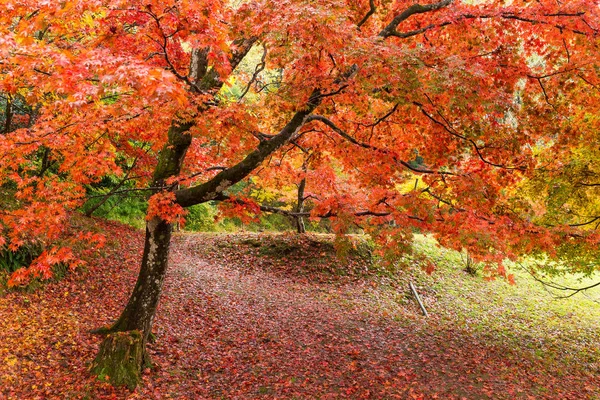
[379,0,453,38]
[175,91,322,207]
[195,37,258,93]
[306,115,455,175]
[357,0,376,29]
[379,3,594,40]
[189,47,210,90]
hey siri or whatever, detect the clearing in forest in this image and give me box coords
[0,225,598,399]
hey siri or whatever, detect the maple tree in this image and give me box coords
[1,0,599,388]
[2,224,598,399]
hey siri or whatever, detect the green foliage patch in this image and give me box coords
[378,234,600,375]
[0,242,42,274]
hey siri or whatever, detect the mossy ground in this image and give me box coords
[90,331,144,390]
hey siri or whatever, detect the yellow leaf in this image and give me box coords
[5,356,17,367]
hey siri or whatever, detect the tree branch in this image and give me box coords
[357,0,376,29]
[568,216,600,228]
[413,100,525,170]
[238,44,267,101]
[306,114,455,175]
[195,37,258,94]
[219,195,391,219]
[379,0,453,38]
[175,90,323,207]
[460,12,596,36]
[84,158,140,216]
[388,22,451,38]
[518,262,600,300]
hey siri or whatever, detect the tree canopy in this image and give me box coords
[2,0,599,283]
[1,0,599,386]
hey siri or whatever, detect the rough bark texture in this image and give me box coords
[92,124,192,387]
[109,123,192,341]
[89,330,144,390]
[109,217,173,341]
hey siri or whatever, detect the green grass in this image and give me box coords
[400,234,600,372]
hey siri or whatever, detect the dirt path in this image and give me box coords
[141,234,597,399]
[1,229,597,399]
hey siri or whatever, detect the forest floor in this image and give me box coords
[0,221,599,399]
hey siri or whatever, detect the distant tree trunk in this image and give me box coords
[295,177,306,234]
[90,124,192,388]
[37,147,51,177]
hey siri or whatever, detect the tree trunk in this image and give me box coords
[295,177,306,234]
[90,124,192,388]
[3,94,12,134]
[91,84,322,389]
[106,217,172,341]
[89,40,279,388]
[90,331,144,390]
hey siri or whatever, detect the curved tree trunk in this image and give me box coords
[90,71,322,389]
[90,124,192,388]
[106,217,173,340]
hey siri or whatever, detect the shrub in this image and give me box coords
[0,242,43,274]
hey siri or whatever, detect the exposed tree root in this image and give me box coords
[90,330,144,390]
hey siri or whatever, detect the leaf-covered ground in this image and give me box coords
[1,225,599,399]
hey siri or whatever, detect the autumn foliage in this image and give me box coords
[1,225,598,399]
[1,0,599,284]
[1,0,600,389]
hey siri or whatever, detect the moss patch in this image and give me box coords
[90,330,144,390]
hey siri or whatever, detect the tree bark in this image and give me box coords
[91,72,324,390]
[107,216,173,341]
[175,90,322,207]
[295,177,306,234]
[91,123,192,388]
[90,331,144,390]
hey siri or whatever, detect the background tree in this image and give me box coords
[1,0,599,388]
